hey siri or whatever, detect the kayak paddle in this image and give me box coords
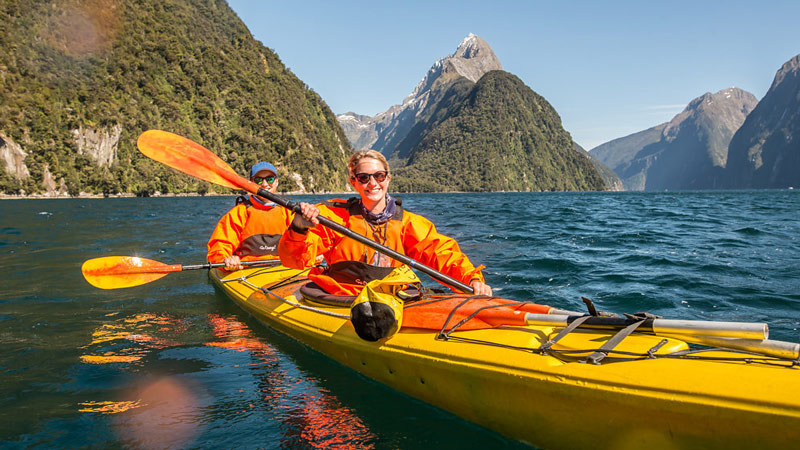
[524,313,798,360]
[136,129,477,294]
[82,256,280,289]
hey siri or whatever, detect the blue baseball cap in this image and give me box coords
[249,162,277,179]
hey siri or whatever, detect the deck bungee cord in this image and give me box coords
[221,264,351,320]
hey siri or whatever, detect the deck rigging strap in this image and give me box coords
[647,339,670,358]
[582,317,647,364]
[537,315,593,355]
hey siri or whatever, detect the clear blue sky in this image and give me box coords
[228,0,800,150]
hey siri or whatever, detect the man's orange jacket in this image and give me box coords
[207,196,293,263]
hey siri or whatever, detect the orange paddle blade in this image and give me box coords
[82,256,182,289]
[136,130,260,194]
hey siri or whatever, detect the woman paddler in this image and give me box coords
[277,150,493,297]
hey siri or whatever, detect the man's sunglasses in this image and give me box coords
[253,175,276,184]
[352,171,388,184]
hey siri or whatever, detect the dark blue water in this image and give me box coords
[1,191,799,449]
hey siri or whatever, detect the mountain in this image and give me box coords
[339,34,608,192]
[588,125,666,189]
[0,0,351,196]
[391,71,607,192]
[725,54,800,188]
[590,88,757,190]
[574,142,624,191]
[338,33,502,157]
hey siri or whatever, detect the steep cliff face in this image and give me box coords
[725,53,800,188]
[338,33,502,155]
[0,0,351,195]
[42,163,68,196]
[0,134,30,181]
[590,88,757,191]
[72,124,122,168]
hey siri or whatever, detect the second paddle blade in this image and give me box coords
[82,256,179,289]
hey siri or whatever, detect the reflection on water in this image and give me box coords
[75,312,207,449]
[81,313,186,366]
[76,310,377,449]
[207,314,376,450]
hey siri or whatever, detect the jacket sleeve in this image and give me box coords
[207,204,248,263]
[278,203,339,269]
[401,213,485,289]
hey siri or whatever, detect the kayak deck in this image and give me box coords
[211,265,800,450]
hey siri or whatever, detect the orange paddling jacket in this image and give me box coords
[207,196,293,263]
[278,197,485,295]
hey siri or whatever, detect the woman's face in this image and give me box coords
[350,157,391,212]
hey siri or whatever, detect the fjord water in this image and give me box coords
[1,191,798,449]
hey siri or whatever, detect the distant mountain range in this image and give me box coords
[590,88,758,190]
[4,0,795,195]
[339,34,610,192]
[590,54,800,191]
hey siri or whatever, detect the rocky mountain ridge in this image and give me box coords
[338,33,612,192]
[338,33,502,156]
[725,53,800,188]
[591,51,800,191]
[590,88,758,190]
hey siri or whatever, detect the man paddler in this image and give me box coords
[207,161,293,271]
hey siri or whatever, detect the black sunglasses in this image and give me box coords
[253,175,276,184]
[352,171,388,184]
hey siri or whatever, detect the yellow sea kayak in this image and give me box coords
[210,265,800,450]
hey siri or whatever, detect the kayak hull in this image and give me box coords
[211,266,800,450]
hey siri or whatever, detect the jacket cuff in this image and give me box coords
[288,224,309,237]
[465,264,486,284]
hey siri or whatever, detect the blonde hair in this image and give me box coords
[347,150,389,177]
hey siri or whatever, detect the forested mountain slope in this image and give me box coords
[0,0,351,196]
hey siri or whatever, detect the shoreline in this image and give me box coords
[0,190,357,200]
[3,187,795,200]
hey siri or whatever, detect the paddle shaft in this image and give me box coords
[184,259,280,271]
[119,260,280,274]
[524,313,768,339]
[522,313,800,359]
[255,187,475,293]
